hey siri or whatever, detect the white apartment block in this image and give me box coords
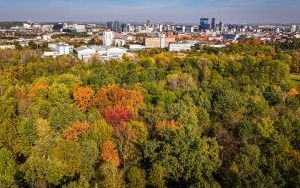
[43,43,73,57]
[103,31,115,46]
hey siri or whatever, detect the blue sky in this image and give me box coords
[0,0,299,24]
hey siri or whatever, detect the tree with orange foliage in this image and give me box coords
[100,140,121,167]
[63,121,90,141]
[288,88,298,96]
[92,85,145,112]
[28,83,49,97]
[73,86,94,112]
[156,120,180,131]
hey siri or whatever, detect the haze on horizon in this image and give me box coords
[0,0,299,24]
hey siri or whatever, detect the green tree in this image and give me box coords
[126,166,146,188]
[145,127,221,187]
[98,163,125,188]
[0,147,17,187]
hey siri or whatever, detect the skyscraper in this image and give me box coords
[147,20,151,26]
[107,21,113,30]
[218,21,223,33]
[114,21,120,33]
[211,18,216,31]
[199,18,210,31]
[121,24,128,32]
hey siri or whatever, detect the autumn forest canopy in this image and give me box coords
[0,40,300,187]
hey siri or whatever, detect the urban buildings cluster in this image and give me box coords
[0,18,300,61]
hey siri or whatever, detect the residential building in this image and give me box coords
[144,34,176,48]
[103,31,114,46]
[42,34,51,41]
[115,38,126,47]
[159,24,163,32]
[44,42,73,57]
[291,25,297,33]
[73,24,86,32]
[50,43,73,55]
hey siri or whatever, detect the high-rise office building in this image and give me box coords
[114,21,120,32]
[218,21,223,33]
[211,18,216,31]
[147,20,151,26]
[107,21,113,30]
[121,24,128,32]
[199,18,210,31]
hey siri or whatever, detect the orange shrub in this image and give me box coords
[63,121,90,141]
[28,83,49,97]
[100,140,121,167]
[288,88,298,96]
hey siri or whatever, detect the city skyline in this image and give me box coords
[0,0,299,24]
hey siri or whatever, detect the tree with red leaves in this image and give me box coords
[102,108,133,126]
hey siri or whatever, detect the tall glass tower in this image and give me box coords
[211,18,216,31]
[199,18,210,31]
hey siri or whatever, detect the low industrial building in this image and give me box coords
[74,45,127,61]
[128,44,146,51]
[169,42,193,52]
